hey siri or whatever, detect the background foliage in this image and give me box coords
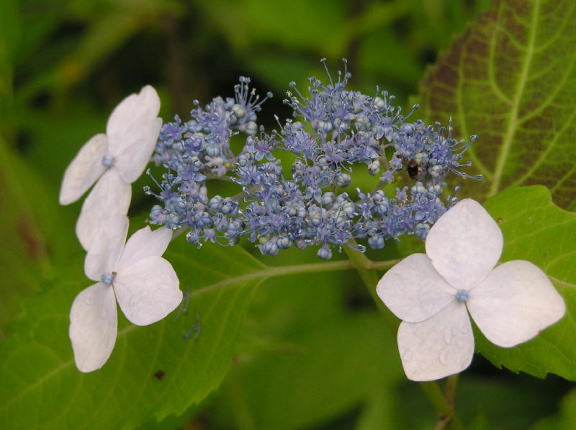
[1,0,575,429]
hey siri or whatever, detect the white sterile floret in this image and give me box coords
[69,217,183,372]
[59,86,162,249]
[376,199,565,382]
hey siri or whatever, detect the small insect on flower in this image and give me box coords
[183,310,202,341]
[174,290,191,319]
[406,159,422,180]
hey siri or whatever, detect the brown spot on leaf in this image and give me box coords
[17,216,48,261]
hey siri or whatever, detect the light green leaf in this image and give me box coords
[0,242,266,429]
[419,0,576,208]
[477,186,576,379]
[0,238,376,429]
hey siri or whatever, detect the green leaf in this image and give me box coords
[0,140,73,337]
[0,242,267,429]
[0,0,18,99]
[354,384,399,430]
[0,238,378,429]
[211,313,401,430]
[477,186,576,379]
[419,0,576,208]
[207,246,402,430]
[191,0,345,53]
[456,374,563,429]
[533,388,576,430]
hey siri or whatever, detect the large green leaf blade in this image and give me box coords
[208,247,402,430]
[419,0,576,208]
[478,186,576,380]
[211,313,401,430]
[0,242,267,430]
[0,140,76,337]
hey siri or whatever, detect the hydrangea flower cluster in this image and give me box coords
[148,60,478,259]
[58,65,566,383]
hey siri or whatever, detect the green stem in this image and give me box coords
[421,382,452,418]
[422,380,463,430]
[344,246,398,331]
[188,257,400,298]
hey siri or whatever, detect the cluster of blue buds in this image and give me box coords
[147,59,479,259]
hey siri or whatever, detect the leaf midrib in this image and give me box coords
[489,0,540,196]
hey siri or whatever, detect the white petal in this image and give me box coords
[114,117,162,183]
[59,134,108,205]
[425,199,503,290]
[84,215,129,281]
[397,302,474,381]
[76,170,131,250]
[106,86,162,183]
[376,254,456,323]
[106,85,160,143]
[114,256,182,326]
[118,226,173,270]
[467,260,566,347]
[69,283,117,373]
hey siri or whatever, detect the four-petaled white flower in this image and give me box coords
[377,199,565,382]
[59,86,162,249]
[69,217,183,372]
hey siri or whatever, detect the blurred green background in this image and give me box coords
[2,0,574,429]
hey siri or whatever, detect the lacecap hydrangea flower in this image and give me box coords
[148,60,479,259]
[59,86,162,249]
[70,217,182,372]
[376,199,565,381]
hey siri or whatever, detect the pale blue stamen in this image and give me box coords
[101,154,115,168]
[101,272,115,285]
[455,289,469,303]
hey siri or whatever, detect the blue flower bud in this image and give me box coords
[101,154,115,168]
[335,173,351,187]
[100,272,115,285]
[368,236,385,249]
[317,246,332,260]
[261,240,279,256]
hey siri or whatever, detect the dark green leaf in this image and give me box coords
[0,140,73,337]
[533,388,576,430]
[212,313,401,430]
